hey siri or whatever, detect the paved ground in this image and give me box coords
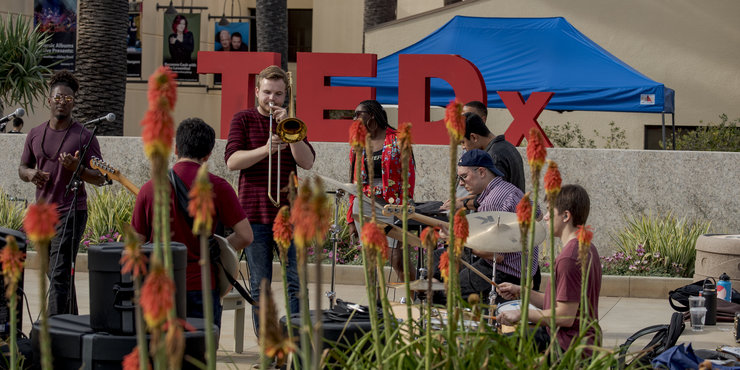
[18,272,736,368]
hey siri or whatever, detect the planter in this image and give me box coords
[694,234,740,285]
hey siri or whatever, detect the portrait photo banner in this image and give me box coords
[127,2,143,78]
[212,21,250,85]
[34,0,77,71]
[163,13,201,82]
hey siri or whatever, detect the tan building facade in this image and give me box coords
[3,0,739,148]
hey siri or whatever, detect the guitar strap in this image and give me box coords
[168,168,257,306]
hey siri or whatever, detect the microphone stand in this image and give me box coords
[326,189,344,309]
[62,123,99,314]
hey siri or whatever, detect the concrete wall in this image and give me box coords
[2,134,738,256]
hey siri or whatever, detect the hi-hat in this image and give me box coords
[390,279,446,291]
[317,175,358,197]
[465,211,546,253]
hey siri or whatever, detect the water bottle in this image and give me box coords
[703,279,717,325]
[718,273,732,302]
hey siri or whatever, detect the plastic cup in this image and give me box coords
[689,296,707,331]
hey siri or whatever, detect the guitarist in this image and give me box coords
[131,118,253,328]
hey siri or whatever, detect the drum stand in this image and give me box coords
[326,189,345,309]
[488,259,497,326]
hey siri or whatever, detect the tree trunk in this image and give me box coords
[75,0,128,136]
[256,0,288,70]
[364,0,397,30]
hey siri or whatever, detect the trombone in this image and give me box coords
[267,72,307,207]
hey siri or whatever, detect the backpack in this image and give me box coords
[669,278,740,322]
[618,311,685,369]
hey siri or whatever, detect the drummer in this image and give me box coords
[435,149,540,303]
[496,184,601,354]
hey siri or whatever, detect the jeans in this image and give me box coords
[47,209,87,316]
[186,289,223,330]
[245,223,300,336]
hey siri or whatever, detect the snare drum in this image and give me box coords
[494,300,539,333]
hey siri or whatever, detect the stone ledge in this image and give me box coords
[26,251,694,298]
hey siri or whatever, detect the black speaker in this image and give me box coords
[0,227,26,340]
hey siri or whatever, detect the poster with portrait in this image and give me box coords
[213,21,250,85]
[34,0,77,71]
[163,13,201,82]
[127,2,143,78]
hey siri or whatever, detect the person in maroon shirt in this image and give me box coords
[224,65,315,335]
[19,70,106,316]
[132,118,253,327]
[497,184,602,353]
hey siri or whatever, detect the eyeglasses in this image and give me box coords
[51,94,75,104]
[352,110,369,120]
[456,167,480,184]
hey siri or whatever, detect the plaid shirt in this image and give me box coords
[224,107,315,224]
[476,176,539,279]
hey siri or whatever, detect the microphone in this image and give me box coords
[0,108,25,124]
[84,113,116,126]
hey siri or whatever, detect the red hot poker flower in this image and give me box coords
[24,200,59,245]
[577,225,594,267]
[544,160,562,200]
[420,227,439,249]
[361,221,389,261]
[0,235,25,298]
[516,192,533,232]
[453,208,469,255]
[349,119,368,151]
[120,224,148,278]
[141,108,175,159]
[439,250,450,282]
[122,346,151,370]
[272,206,293,261]
[187,164,215,235]
[290,178,330,251]
[526,127,547,175]
[140,264,175,328]
[397,122,413,158]
[147,66,177,111]
[444,101,465,142]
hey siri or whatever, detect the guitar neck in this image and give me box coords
[407,213,448,229]
[117,176,140,196]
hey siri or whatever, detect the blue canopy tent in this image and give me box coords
[332,16,676,148]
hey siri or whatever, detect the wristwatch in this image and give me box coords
[463,198,472,210]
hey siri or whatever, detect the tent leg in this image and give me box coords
[671,113,676,150]
[661,113,666,150]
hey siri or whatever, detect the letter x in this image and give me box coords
[499,91,554,147]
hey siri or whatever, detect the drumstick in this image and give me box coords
[460,259,498,288]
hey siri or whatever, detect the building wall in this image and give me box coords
[364,0,740,148]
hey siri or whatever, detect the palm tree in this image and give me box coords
[74,0,128,136]
[256,0,288,70]
[0,14,53,115]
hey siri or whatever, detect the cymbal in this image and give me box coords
[465,211,546,253]
[389,279,446,291]
[317,175,358,197]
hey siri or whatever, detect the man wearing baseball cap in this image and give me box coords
[434,149,540,303]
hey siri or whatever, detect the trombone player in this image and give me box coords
[225,65,315,336]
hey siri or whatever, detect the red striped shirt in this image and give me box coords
[224,107,315,224]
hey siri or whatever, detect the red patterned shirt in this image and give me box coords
[224,107,315,224]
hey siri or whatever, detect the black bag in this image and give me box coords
[617,312,685,369]
[669,278,740,322]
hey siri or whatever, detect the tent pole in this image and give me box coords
[671,113,676,150]
[661,112,666,150]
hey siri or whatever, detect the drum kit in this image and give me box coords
[318,174,546,330]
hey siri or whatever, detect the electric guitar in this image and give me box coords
[382,204,449,229]
[89,157,140,196]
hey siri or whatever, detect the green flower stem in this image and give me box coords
[377,251,393,344]
[519,182,539,356]
[134,276,149,370]
[548,204,557,364]
[313,245,323,370]
[425,240,433,370]
[298,258,312,369]
[10,289,17,370]
[279,259,295,367]
[199,233,216,370]
[38,243,52,370]
[447,138,459,347]
[401,152,413,339]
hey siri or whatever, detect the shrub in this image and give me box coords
[81,187,135,251]
[662,114,740,152]
[0,188,26,231]
[543,122,596,148]
[610,213,710,277]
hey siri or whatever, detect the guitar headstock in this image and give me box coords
[382,204,416,217]
[90,156,119,179]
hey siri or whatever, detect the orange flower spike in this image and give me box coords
[309,177,331,244]
[272,206,293,259]
[444,101,465,142]
[526,128,547,175]
[122,346,151,370]
[397,122,413,157]
[24,200,59,245]
[438,250,450,282]
[544,160,562,200]
[289,182,313,250]
[361,222,389,261]
[0,236,25,297]
[577,225,594,266]
[140,264,175,328]
[147,66,177,111]
[140,108,175,159]
[453,208,469,255]
[516,192,533,230]
[120,224,148,278]
[187,164,215,235]
[420,226,439,248]
[165,319,185,370]
[349,119,367,151]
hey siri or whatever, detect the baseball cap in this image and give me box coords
[458,149,505,178]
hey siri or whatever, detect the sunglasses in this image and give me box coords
[353,110,370,120]
[51,94,75,104]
